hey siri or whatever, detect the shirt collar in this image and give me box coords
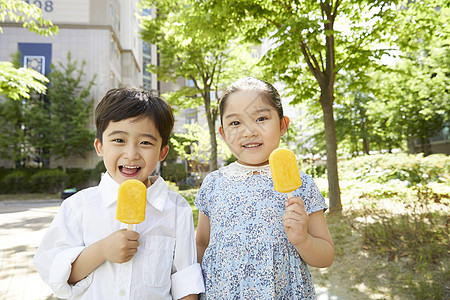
[99,172,168,211]
[220,161,272,181]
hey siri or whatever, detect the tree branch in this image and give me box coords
[300,42,324,82]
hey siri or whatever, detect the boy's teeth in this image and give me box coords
[120,165,140,175]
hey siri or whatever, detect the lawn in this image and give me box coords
[2,153,447,299]
[181,153,450,299]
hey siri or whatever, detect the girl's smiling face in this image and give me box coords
[94,116,169,186]
[219,90,289,166]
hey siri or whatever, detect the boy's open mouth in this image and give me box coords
[119,165,141,176]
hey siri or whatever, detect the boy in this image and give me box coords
[33,87,204,299]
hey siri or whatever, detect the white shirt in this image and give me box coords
[33,173,204,299]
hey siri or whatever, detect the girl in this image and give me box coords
[195,77,334,299]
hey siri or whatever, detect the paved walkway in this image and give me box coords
[0,199,62,300]
[0,199,343,300]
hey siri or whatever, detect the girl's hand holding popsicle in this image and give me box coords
[283,196,309,246]
[269,148,309,246]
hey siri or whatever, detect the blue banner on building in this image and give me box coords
[18,43,52,76]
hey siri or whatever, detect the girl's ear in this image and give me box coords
[94,138,104,157]
[158,145,170,162]
[280,116,290,136]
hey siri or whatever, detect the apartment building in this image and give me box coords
[0,0,146,169]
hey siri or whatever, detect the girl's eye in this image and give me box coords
[256,116,268,122]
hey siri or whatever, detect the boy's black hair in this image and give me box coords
[95,87,174,148]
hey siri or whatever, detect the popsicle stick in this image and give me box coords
[287,192,293,199]
[127,224,133,231]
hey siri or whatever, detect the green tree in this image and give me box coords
[334,70,399,156]
[199,0,403,212]
[46,52,96,171]
[139,0,258,171]
[0,52,47,166]
[171,123,231,179]
[0,61,49,100]
[200,0,449,212]
[333,2,449,157]
[0,0,58,99]
[0,95,27,164]
[378,1,450,155]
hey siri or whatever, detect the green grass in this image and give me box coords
[179,189,199,227]
[311,178,449,300]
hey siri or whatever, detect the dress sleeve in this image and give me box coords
[33,193,92,298]
[171,195,205,299]
[295,172,328,214]
[194,172,215,217]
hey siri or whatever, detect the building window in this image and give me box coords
[186,79,195,87]
[24,55,45,74]
[110,38,120,61]
[185,108,197,124]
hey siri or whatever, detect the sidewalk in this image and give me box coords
[0,200,62,300]
[0,199,344,300]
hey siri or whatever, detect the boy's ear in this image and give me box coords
[158,145,170,162]
[94,138,103,157]
[219,125,226,140]
[280,116,290,136]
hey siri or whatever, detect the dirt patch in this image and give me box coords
[309,198,449,300]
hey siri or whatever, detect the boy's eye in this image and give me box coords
[141,141,153,146]
[113,138,124,143]
[230,121,240,126]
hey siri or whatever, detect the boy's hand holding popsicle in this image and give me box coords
[100,228,140,263]
[92,179,147,264]
[100,179,148,263]
[116,179,147,231]
[67,179,146,283]
[269,148,309,246]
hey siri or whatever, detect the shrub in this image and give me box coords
[339,153,450,186]
[302,161,326,178]
[90,160,106,184]
[2,170,28,193]
[162,163,187,183]
[178,183,192,190]
[29,169,67,194]
[66,168,92,190]
[165,180,179,191]
[179,189,198,227]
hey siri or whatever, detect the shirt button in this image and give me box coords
[119,289,126,296]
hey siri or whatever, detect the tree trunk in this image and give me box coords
[203,90,218,171]
[207,117,218,170]
[299,1,342,212]
[421,137,432,156]
[407,136,416,154]
[320,92,342,213]
[362,138,370,155]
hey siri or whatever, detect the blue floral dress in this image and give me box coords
[195,162,328,299]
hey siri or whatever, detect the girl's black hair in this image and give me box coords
[219,77,284,126]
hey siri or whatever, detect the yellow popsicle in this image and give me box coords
[269,148,302,197]
[116,179,147,230]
